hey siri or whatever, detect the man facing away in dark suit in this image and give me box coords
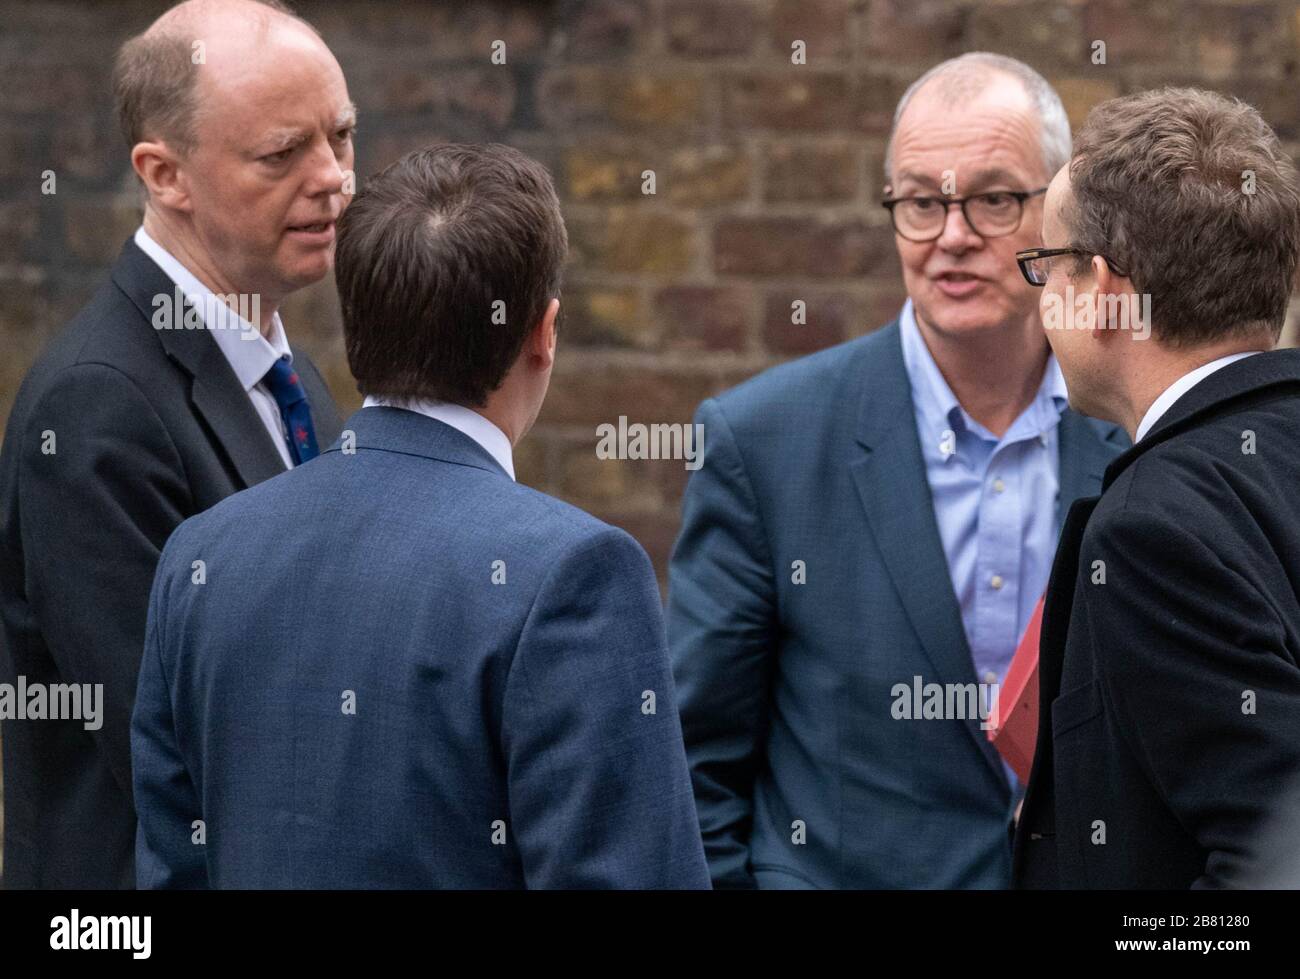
[130,143,710,889]
[0,0,346,888]
[1013,87,1300,888]
[666,52,1128,890]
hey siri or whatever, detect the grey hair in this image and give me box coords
[884,52,1072,186]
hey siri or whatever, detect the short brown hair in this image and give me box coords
[336,143,569,407]
[1066,86,1300,346]
[112,0,316,156]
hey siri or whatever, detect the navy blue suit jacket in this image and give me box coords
[131,406,709,889]
[667,320,1128,888]
[0,238,340,889]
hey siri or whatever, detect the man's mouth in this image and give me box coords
[933,271,984,297]
[285,220,336,245]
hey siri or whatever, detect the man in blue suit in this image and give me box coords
[667,53,1128,889]
[131,143,710,889]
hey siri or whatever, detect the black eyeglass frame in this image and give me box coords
[880,187,1047,242]
[1015,246,1131,286]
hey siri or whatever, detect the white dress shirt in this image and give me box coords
[1134,350,1264,442]
[362,395,515,480]
[134,226,296,468]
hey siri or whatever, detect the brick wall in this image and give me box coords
[3,0,1300,586]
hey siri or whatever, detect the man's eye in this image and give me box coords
[334,127,355,142]
[262,147,294,164]
[981,192,1015,207]
[911,198,938,211]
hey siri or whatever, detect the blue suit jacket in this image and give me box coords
[666,320,1128,888]
[132,406,710,889]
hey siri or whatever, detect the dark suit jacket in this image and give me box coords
[0,237,341,888]
[667,320,1128,888]
[131,406,710,889]
[1014,348,1300,888]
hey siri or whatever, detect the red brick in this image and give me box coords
[858,279,912,334]
[1081,1,1182,65]
[539,366,721,426]
[62,197,141,266]
[771,0,851,60]
[665,0,761,57]
[969,2,1088,68]
[0,203,42,265]
[566,147,653,202]
[1184,3,1290,79]
[714,217,890,277]
[763,291,854,355]
[538,68,708,131]
[374,65,516,128]
[314,3,546,60]
[851,72,910,136]
[556,439,666,511]
[667,145,753,206]
[568,210,697,274]
[764,141,858,202]
[721,73,853,131]
[559,283,654,349]
[561,0,647,58]
[862,0,969,62]
[656,285,752,352]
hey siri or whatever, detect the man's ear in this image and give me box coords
[527,297,559,371]
[131,141,192,214]
[1089,254,1122,344]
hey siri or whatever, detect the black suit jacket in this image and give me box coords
[0,238,342,888]
[1013,348,1300,888]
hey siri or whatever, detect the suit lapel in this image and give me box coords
[1014,492,1099,876]
[848,323,1009,789]
[1057,408,1122,520]
[112,238,288,488]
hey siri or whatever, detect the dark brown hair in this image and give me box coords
[1066,86,1300,346]
[112,0,315,156]
[335,143,568,407]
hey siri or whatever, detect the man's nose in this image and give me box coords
[303,138,347,196]
[935,200,982,251]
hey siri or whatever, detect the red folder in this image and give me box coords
[986,594,1043,782]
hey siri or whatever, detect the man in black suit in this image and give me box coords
[0,0,347,887]
[1012,86,1300,888]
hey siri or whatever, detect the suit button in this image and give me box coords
[990,574,1004,590]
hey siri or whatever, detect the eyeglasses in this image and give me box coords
[881,188,1046,242]
[1015,247,1130,286]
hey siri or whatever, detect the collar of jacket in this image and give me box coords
[1101,347,1300,492]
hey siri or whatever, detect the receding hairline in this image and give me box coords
[884,53,1071,186]
[114,0,331,155]
[143,0,319,47]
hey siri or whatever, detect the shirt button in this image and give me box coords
[990,574,1004,590]
[939,429,956,459]
[992,478,1005,493]
[983,671,998,684]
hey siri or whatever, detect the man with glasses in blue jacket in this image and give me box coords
[667,53,1127,889]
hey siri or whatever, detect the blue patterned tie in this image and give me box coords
[262,355,319,465]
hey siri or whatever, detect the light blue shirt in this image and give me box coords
[899,300,1067,785]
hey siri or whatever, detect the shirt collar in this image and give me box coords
[899,297,1068,457]
[1134,350,1264,442]
[134,226,290,393]
[361,395,516,481]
